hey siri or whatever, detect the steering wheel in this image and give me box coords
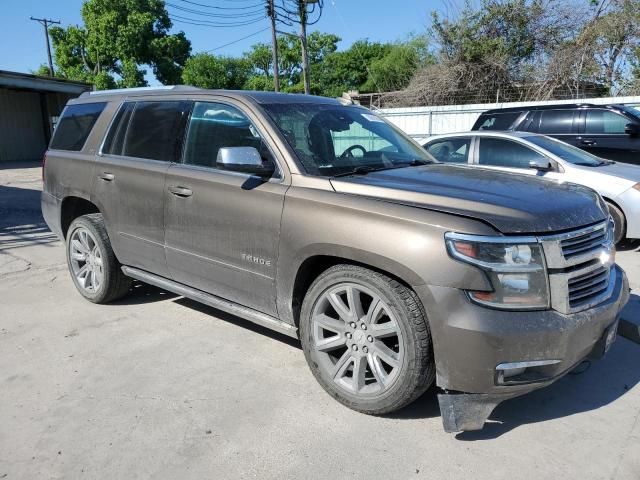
[340,145,367,158]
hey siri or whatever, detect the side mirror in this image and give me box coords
[529,159,553,171]
[625,123,639,137]
[216,147,275,177]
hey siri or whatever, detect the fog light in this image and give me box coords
[496,359,561,385]
[502,367,526,378]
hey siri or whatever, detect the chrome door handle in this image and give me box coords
[98,172,115,181]
[581,139,596,146]
[168,186,193,198]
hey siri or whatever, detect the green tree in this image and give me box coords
[363,37,432,92]
[48,0,191,89]
[182,54,250,90]
[314,40,391,96]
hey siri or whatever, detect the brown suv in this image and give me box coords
[42,87,629,432]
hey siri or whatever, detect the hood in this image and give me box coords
[330,165,607,234]
[588,161,640,184]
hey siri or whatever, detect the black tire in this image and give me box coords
[605,201,626,245]
[299,264,435,415]
[65,214,132,304]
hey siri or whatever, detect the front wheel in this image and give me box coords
[300,264,435,415]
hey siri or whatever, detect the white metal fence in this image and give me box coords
[377,96,640,141]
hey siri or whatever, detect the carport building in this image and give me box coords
[0,70,92,163]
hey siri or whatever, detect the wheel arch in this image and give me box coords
[284,248,424,328]
[60,196,100,238]
[602,196,627,238]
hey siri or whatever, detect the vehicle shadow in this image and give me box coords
[387,337,640,439]
[455,338,640,440]
[173,296,302,349]
[107,281,640,437]
[110,281,180,306]
[0,184,59,250]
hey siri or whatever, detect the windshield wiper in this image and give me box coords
[406,158,436,166]
[332,166,394,177]
[332,159,436,178]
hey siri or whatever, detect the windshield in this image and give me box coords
[261,103,434,176]
[525,135,603,166]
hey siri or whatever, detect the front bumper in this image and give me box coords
[415,265,629,431]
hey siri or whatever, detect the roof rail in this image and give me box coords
[80,85,200,97]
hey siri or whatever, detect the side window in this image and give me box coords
[539,110,575,134]
[478,138,548,168]
[586,110,629,134]
[123,101,189,162]
[425,138,471,164]
[183,102,274,172]
[49,102,106,151]
[475,112,522,130]
[102,102,135,155]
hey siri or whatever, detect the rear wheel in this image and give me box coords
[66,214,131,304]
[300,264,435,415]
[605,201,625,245]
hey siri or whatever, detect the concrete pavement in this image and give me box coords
[1,162,639,480]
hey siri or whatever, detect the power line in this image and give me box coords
[173,0,264,10]
[170,13,265,27]
[204,26,271,52]
[167,2,265,18]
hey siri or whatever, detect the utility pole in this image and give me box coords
[30,17,60,77]
[298,0,311,95]
[266,0,280,92]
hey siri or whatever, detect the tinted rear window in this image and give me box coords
[474,112,522,130]
[122,101,190,162]
[102,102,135,155]
[50,102,106,151]
[538,110,575,134]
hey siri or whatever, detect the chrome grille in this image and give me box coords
[541,220,615,314]
[560,226,607,260]
[568,265,610,309]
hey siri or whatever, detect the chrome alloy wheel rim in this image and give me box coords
[311,283,404,396]
[69,227,103,293]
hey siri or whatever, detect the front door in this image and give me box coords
[473,136,562,180]
[92,100,190,278]
[164,101,288,316]
[577,109,640,165]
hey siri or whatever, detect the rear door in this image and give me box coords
[534,109,582,148]
[91,100,190,278]
[472,136,560,179]
[164,99,288,316]
[577,108,640,164]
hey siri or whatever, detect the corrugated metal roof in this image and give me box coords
[0,70,92,95]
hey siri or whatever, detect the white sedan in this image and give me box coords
[421,131,640,243]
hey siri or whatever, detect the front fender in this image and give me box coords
[275,185,495,325]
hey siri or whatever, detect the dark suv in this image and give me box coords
[472,103,640,165]
[42,87,629,432]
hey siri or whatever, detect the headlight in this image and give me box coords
[445,233,549,310]
[633,183,640,192]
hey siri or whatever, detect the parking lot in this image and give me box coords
[1,162,639,479]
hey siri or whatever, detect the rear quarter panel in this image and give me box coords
[44,100,120,208]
